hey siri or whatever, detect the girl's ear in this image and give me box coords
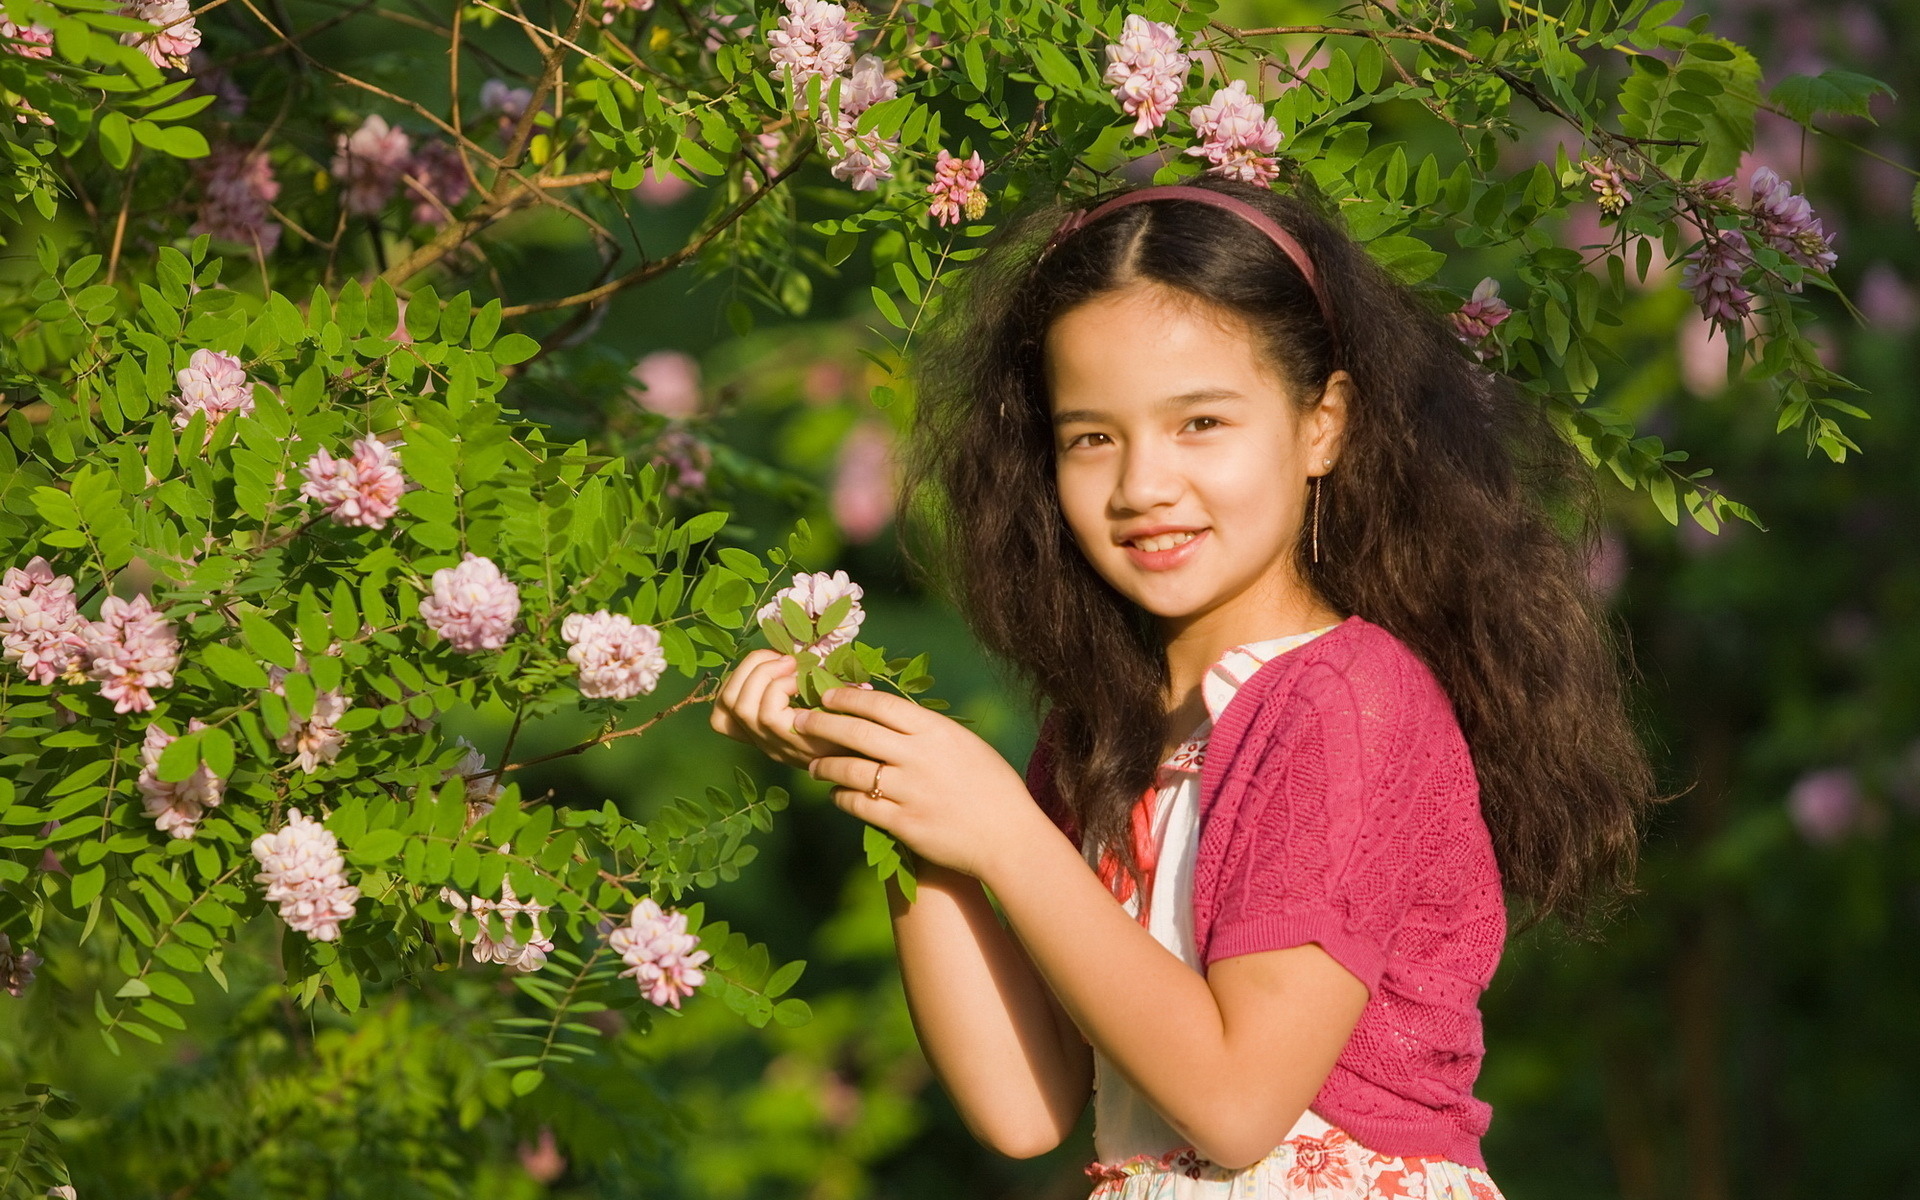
[1309,370,1355,473]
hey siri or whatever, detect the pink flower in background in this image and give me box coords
[628,350,703,417]
[599,0,654,23]
[1449,278,1511,358]
[927,149,987,226]
[331,114,414,215]
[767,0,858,95]
[267,664,351,772]
[756,569,864,654]
[1184,79,1281,185]
[120,0,199,69]
[191,146,282,255]
[517,1128,568,1184]
[138,718,225,839]
[300,435,408,529]
[404,140,471,225]
[650,428,711,499]
[0,557,89,685]
[560,610,668,699]
[2,21,53,57]
[0,934,39,997]
[1581,156,1637,216]
[1585,528,1628,600]
[1677,311,1731,396]
[702,7,754,52]
[252,809,359,941]
[479,78,532,120]
[802,360,847,405]
[171,348,255,435]
[420,553,521,652]
[1104,15,1188,137]
[633,162,696,206]
[1747,166,1837,284]
[831,421,895,544]
[188,49,248,117]
[1681,229,1753,328]
[1857,261,1918,332]
[608,897,710,1009]
[1788,768,1862,845]
[83,594,178,713]
[443,871,553,971]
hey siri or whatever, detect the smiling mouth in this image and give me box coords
[1125,530,1201,552]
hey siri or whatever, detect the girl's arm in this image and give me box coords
[885,858,1094,1158]
[977,827,1369,1171]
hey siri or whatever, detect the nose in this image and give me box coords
[1110,438,1185,517]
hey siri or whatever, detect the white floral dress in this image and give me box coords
[1079,628,1506,1200]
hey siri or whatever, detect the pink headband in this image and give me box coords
[1040,184,1338,345]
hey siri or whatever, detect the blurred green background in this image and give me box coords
[7,0,1917,1195]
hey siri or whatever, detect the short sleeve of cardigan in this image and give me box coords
[1203,655,1472,995]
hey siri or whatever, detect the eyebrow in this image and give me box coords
[1051,386,1245,427]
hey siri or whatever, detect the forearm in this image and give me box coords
[887,858,1092,1157]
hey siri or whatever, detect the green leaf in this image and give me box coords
[1768,69,1895,125]
[157,730,202,783]
[98,111,133,169]
[130,119,209,158]
[240,612,299,669]
[200,726,235,777]
[491,332,540,364]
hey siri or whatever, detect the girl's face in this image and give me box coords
[1045,283,1347,636]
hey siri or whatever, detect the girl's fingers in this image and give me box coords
[755,660,804,741]
[819,686,933,735]
[827,786,892,832]
[810,754,892,796]
[730,654,796,734]
[717,649,784,721]
[794,708,907,763]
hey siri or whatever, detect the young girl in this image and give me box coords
[711,176,1654,1197]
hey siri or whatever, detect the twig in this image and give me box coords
[502,678,718,774]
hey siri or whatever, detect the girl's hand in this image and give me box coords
[710,649,854,769]
[795,686,1050,882]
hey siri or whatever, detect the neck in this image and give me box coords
[1158,580,1342,709]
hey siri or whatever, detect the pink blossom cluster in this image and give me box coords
[650,427,711,499]
[1681,228,1754,327]
[1581,156,1637,216]
[1449,278,1513,358]
[267,663,351,772]
[191,146,282,255]
[137,719,227,839]
[0,556,88,685]
[1,20,53,58]
[627,349,703,418]
[561,610,668,699]
[1104,14,1189,136]
[1747,166,1837,283]
[300,435,408,529]
[756,569,864,655]
[1788,767,1862,845]
[824,54,901,191]
[252,808,360,942]
[330,115,414,216]
[84,594,180,714]
[120,0,200,69]
[479,78,533,138]
[831,421,894,544]
[443,871,553,971]
[0,933,39,997]
[420,553,521,652]
[1183,79,1282,185]
[599,0,654,24]
[608,897,710,1009]
[767,0,858,95]
[404,140,471,226]
[927,149,987,227]
[171,348,256,437]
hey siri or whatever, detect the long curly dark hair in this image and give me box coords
[899,174,1656,927]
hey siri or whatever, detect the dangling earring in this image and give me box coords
[1311,474,1323,565]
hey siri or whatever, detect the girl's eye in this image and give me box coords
[1065,431,1111,449]
[1185,416,1222,432]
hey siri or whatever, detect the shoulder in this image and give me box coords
[1233,616,1458,739]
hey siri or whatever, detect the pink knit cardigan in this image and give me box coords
[1023,615,1506,1168]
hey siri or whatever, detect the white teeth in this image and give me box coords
[1131,531,1197,553]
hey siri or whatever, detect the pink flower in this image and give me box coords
[1788,767,1861,845]
[1747,166,1837,284]
[479,78,532,139]
[0,933,40,997]
[83,593,179,714]
[627,350,703,418]
[1449,278,1512,358]
[171,348,255,436]
[252,808,359,941]
[138,718,226,839]
[821,54,899,191]
[267,664,350,772]
[330,114,414,215]
[191,146,282,255]
[1681,228,1754,327]
[1104,15,1188,137]
[633,162,695,206]
[300,435,408,529]
[120,0,200,69]
[517,1128,567,1184]
[419,553,521,652]
[442,869,553,971]
[649,427,711,499]
[0,557,89,685]
[927,149,987,226]
[1183,79,1281,185]
[756,569,864,655]
[560,610,668,699]
[1857,261,1918,332]
[599,0,654,23]
[2,21,53,58]
[767,0,858,96]
[830,421,895,544]
[1581,156,1637,216]
[404,140,471,226]
[607,897,710,1009]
